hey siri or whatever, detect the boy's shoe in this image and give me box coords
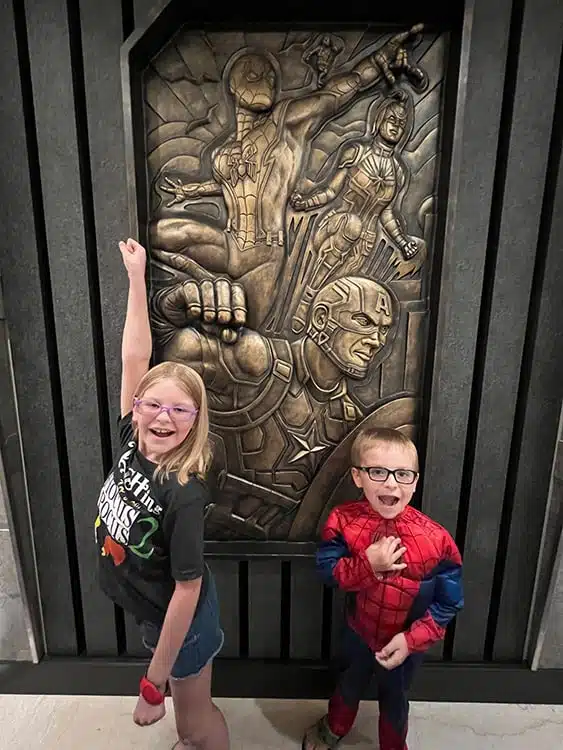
[302,715,342,750]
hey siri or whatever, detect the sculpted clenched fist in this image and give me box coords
[153,277,247,344]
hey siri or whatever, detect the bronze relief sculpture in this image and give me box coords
[145,25,446,540]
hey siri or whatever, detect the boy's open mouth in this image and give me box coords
[379,495,400,506]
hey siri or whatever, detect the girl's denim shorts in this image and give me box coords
[139,570,224,679]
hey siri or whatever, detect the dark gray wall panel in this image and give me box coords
[494,123,563,660]
[453,0,563,660]
[533,523,563,669]
[248,559,282,658]
[526,430,563,665]
[212,559,240,657]
[80,0,151,657]
[422,0,512,534]
[0,312,43,658]
[330,588,346,659]
[134,0,171,29]
[24,0,116,654]
[290,558,323,660]
[530,432,563,668]
[125,613,148,657]
[79,0,130,456]
[0,1,76,655]
[80,0,133,659]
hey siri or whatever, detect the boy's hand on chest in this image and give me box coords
[365,535,407,575]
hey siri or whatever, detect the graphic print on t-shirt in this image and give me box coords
[95,440,163,565]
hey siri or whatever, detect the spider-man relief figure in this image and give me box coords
[145,24,446,540]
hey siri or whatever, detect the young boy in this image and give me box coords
[303,427,464,750]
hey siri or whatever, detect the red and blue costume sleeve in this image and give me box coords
[316,508,382,591]
[404,533,464,652]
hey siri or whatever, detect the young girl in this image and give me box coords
[95,238,229,750]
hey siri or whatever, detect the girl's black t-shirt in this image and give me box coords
[95,412,209,625]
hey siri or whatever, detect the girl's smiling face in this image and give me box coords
[133,378,198,462]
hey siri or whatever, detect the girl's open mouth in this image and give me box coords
[149,428,175,439]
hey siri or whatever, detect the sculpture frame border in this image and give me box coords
[119,1,466,554]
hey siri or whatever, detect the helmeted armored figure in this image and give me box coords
[290,90,425,334]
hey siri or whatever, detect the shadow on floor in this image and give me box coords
[255,698,374,746]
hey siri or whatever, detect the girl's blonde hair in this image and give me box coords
[133,361,212,485]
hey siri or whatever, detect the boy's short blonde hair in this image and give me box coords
[350,427,419,470]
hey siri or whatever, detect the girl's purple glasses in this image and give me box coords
[133,398,198,422]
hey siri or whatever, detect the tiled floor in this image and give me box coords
[0,695,561,749]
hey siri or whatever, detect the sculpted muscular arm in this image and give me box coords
[284,25,426,139]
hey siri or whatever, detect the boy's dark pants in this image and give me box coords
[327,625,423,750]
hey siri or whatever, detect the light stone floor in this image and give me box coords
[0,695,562,749]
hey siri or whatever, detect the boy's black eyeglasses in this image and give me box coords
[354,466,418,485]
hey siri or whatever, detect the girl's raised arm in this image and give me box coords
[119,238,152,417]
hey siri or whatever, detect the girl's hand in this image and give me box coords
[119,238,147,278]
[132,694,166,727]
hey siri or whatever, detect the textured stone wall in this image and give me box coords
[0,469,32,660]
[532,428,563,669]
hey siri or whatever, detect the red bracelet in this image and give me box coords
[140,676,165,705]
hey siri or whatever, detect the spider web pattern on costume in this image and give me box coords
[326,502,453,651]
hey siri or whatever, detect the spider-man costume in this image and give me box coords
[315,498,464,750]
